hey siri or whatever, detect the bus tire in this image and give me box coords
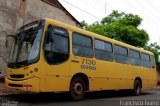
[133,79,141,96]
[70,77,85,100]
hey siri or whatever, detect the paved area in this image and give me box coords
[0,83,23,96]
[0,84,160,106]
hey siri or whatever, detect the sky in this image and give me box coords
[59,0,160,45]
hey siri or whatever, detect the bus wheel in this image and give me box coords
[70,77,85,100]
[133,80,141,96]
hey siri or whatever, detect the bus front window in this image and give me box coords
[8,28,43,68]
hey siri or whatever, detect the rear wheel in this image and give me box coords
[133,80,141,96]
[70,77,85,100]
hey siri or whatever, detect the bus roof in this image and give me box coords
[44,18,154,56]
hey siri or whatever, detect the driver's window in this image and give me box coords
[44,26,69,64]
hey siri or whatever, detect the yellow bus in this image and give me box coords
[5,18,157,100]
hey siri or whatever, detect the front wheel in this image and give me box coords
[70,77,85,100]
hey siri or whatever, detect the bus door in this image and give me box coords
[43,25,71,91]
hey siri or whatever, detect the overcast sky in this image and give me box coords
[59,0,160,45]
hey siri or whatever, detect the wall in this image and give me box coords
[0,0,19,75]
[0,0,80,75]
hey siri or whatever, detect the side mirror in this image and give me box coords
[48,25,54,42]
[0,56,8,63]
[5,35,15,47]
[44,25,54,52]
[2,35,15,63]
[45,30,53,43]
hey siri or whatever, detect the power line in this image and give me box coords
[145,0,160,16]
[126,1,152,21]
[126,0,160,44]
[62,0,101,20]
[126,0,160,26]
[128,0,152,21]
[135,0,160,19]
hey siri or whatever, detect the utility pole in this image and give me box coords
[105,1,107,14]
[159,36,160,46]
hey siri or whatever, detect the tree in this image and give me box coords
[81,20,89,29]
[101,10,142,27]
[81,10,149,47]
[81,10,160,71]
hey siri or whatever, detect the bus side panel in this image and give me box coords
[40,59,71,92]
[108,62,133,90]
[45,75,71,92]
[129,66,157,89]
[70,53,156,91]
[70,56,134,91]
[143,68,157,89]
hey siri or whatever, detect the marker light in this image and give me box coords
[34,68,38,72]
[26,71,34,77]
[30,71,33,74]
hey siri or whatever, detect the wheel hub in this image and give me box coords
[74,82,83,95]
[136,86,140,94]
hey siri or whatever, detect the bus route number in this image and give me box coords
[81,58,96,70]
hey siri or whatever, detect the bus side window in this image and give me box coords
[94,39,113,61]
[141,53,151,68]
[72,32,93,58]
[129,49,141,66]
[150,55,155,68]
[114,45,129,64]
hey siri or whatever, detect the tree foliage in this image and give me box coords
[101,10,142,27]
[81,10,160,70]
[81,10,149,47]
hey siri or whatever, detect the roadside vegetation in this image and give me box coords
[81,10,160,71]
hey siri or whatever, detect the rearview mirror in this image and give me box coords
[5,35,15,47]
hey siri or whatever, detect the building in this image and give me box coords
[0,0,80,75]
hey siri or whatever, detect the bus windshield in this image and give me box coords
[8,21,44,68]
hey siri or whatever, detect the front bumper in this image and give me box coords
[5,77,40,92]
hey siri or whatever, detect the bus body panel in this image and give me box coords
[43,60,71,92]
[5,18,157,94]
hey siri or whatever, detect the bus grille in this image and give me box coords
[8,84,23,87]
[10,74,24,79]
